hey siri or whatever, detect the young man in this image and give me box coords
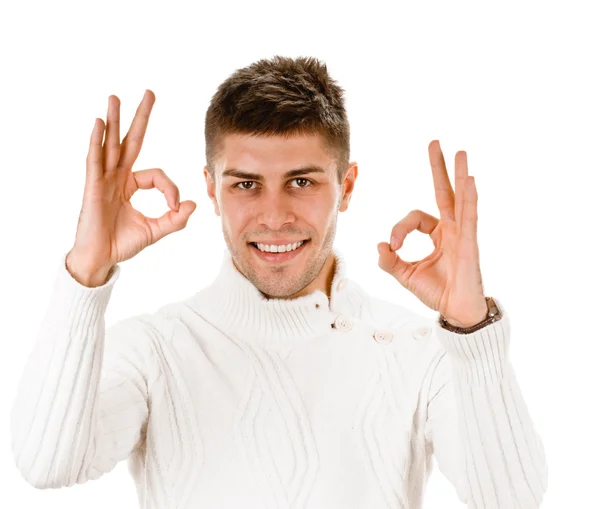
[11,56,548,508]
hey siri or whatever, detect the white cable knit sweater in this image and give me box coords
[10,247,548,508]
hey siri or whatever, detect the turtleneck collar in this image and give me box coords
[188,246,362,345]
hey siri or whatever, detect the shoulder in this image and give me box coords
[343,278,429,330]
[347,280,447,351]
[104,297,190,354]
[104,310,165,360]
[103,299,197,382]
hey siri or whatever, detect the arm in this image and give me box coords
[10,251,159,489]
[424,301,548,508]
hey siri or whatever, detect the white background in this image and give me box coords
[1,1,597,507]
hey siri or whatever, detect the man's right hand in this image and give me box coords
[66,89,197,287]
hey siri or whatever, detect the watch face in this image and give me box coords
[487,297,501,318]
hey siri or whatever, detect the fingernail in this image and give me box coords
[390,236,397,250]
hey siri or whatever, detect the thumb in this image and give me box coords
[150,200,197,242]
[377,241,409,283]
[171,200,197,227]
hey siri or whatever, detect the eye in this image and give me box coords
[233,178,314,191]
[289,178,313,189]
[234,181,257,191]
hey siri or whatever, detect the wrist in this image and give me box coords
[443,304,489,328]
[439,297,502,334]
[65,251,113,288]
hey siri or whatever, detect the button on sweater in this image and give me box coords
[10,247,548,508]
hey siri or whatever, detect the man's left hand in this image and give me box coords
[377,140,488,328]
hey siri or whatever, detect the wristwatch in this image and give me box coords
[438,296,502,334]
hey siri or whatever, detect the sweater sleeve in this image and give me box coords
[423,299,548,508]
[10,252,159,489]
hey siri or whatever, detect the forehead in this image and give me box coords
[217,132,335,175]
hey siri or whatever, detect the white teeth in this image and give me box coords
[255,240,305,253]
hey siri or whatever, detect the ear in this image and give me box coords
[203,166,221,216]
[339,162,358,212]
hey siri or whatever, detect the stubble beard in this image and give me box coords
[223,216,338,299]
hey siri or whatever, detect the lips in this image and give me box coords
[249,239,310,263]
[250,240,308,253]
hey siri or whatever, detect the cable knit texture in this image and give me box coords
[10,247,548,508]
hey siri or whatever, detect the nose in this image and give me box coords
[256,190,295,230]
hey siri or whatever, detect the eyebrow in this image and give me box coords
[222,164,327,181]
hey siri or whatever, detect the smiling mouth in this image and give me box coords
[249,239,309,253]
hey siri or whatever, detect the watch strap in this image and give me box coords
[439,296,502,334]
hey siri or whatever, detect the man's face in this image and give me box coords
[204,132,357,299]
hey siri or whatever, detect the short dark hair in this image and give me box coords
[204,55,350,184]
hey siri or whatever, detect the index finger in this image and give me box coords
[117,89,156,171]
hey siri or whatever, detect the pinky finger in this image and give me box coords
[86,118,105,179]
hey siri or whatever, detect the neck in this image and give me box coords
[188,247,352,344]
